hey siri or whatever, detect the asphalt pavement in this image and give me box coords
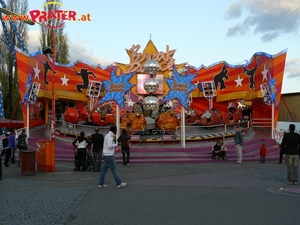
[0,160,299,225]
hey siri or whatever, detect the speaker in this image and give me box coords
[42,47,52,55]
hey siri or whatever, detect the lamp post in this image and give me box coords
[42,31,56,141]
[51,39,55,141]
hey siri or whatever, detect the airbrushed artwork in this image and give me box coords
[15,39,286,141]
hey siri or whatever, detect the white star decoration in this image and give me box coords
[60,74,69,86]
[261,64,268,82]
[235,75,244,87]
[33,62,40,80]
[126,98,135,107]
[165,100,174,108]
[137,95,144,100]
[157,95,165,100]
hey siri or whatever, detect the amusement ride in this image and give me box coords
[0,3,287,147]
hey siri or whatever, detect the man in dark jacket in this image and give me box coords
[16,129,28,167]
[89,128,104,172]
[117,129,131,167]
[281,124,300,185]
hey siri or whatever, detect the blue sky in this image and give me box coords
[26,0,300,94]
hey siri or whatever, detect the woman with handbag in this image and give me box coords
[72,131,90,171]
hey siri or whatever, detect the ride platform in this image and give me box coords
[55,122,248,144]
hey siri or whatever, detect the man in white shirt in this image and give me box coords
[98,125,126,188]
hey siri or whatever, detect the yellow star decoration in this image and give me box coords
[115,39,187,97]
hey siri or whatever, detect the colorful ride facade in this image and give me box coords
[15,40,287,138]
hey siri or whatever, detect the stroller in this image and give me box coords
[73,148,93,171]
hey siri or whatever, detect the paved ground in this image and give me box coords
[0,160,299,225]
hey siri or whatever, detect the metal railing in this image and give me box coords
[175,121,250,146]
[56,120,251,147]
[128,129,176,147]
[57,122,110,137]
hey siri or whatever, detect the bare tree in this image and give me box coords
[0,0,29,120]
[39,0,70,64]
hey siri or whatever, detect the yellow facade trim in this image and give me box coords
[244,91,263,100]
[38,89,52,99]
[38,90,87,101]
[55,90,87,101]
[216,91,262,102]
[215,92,244,102]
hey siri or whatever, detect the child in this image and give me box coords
[259,142,267,163]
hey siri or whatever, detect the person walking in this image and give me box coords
[16,129,28,167]
[280,124,300,185]
[234,126,244,164]
[117,129,131,166]
[259,142,267,163]
[98,125,126,188]
[89,128,104,172]
[72,131,90,171]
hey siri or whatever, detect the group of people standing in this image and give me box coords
[72,125,130,188]
[0,129,28,180]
